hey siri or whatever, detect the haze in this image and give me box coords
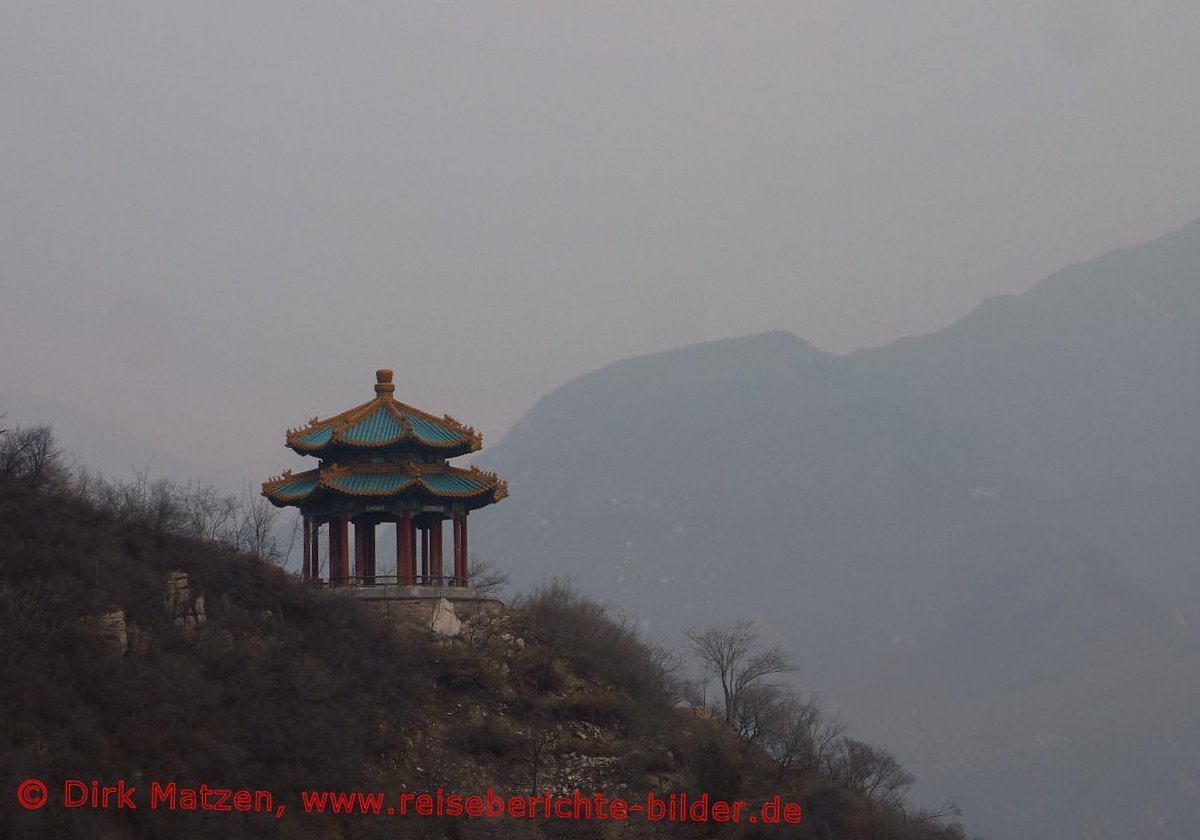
[3,1,1199,481]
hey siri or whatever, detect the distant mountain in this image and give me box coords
[474,220,1200,840]
[855,219,1200,632]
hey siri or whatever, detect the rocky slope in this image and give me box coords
[0,476,968,839]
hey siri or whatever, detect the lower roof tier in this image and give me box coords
[262,461,507,510]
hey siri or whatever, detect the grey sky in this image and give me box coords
[3,1,1199,481]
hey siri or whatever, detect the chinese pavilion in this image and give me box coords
[262,369,507,590]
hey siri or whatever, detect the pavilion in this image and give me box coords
[262,369,507,592]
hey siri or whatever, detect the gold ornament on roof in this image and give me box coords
[374,368,396,397]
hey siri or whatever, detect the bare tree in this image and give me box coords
[235,487,281,560]
[467,555,511,597]
[278,509,302,569]
[146,477,187,534]
[732,683,787,745]
[826,737,915,807]
[67,461,287,561]
[678,674,707,708]
[0,424,68,490]
[641,633,686,704]
[521,707,556,796]
[903,800,963,827]
[760,690,847,777]
[685,619,795,725]
[181,482,239,542]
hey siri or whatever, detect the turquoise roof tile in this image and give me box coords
[293,427,333,448]
[327,470,415,495]
[405,413,465,445]
[421,472,486,494]
[271,473,319,500]
[342,406,407,446]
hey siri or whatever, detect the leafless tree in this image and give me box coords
[467,555,511,597]
[234,487,281,560]
[611,613,688,705]
[146,477,187,534]
[732,683,786,745]
[760,690,847,777]
[678,674,707,708]
[181,482,239,542]
[903,800,963,826]
[521,708,556,796]
[826,737,915,807]
[685,619,795,725]
[278,509,302,569]
[0,424,68,490]
[642,634,686,704]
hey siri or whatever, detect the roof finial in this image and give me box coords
[375,368,395,397]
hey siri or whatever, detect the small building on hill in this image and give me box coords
[262,369,507,608]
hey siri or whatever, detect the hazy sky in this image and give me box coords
[4,1,1199,482]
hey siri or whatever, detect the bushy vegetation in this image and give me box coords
[0,477,441,839]
[1,420,291,560]
[513,580,681,709]
[510,582,972,839]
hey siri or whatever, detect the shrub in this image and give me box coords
[513,580,678,710]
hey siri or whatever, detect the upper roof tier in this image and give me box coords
[285,369,482,459]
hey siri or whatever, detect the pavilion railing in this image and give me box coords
[321,574,466,588]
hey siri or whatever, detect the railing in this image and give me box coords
[320,574,465,588]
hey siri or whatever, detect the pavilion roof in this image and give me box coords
[285,369,482,457]
[262,462,507,509]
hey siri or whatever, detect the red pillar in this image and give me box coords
[397,513,415,585]
[301,514,311,580]
[430,517,444,583]
[329,514,349,587]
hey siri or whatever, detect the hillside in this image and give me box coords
[472,221,1200,839]
[0,474,970,840]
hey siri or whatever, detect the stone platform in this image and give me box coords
[335,584,505,629]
